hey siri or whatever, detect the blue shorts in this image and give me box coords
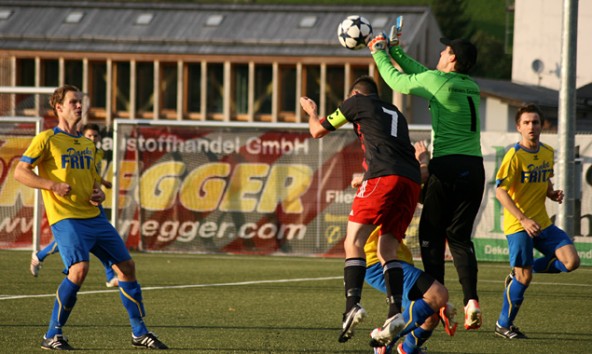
[365,261,423,311]
[51,213,131,275]
[507,224,573,267]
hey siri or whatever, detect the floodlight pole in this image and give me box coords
[556,0,578,235]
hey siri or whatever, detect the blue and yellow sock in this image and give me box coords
[399,300,435,337]
[119,281,148,337]
[497,277,527,328]
[533,255,567,273]
[402,327,432,353]
[46,278,79,338]
[37,240,59,262]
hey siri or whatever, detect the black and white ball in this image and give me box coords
[337,16,373,50]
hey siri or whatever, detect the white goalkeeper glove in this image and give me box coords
[389,16,404,47]
[368,33,389,54]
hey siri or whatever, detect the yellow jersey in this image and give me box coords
[364,226,414,267]
[495,142,554,234]
[21,128,101,225]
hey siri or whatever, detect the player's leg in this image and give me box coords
[496,231,531,339]
[41,219,93,350]
[418,173,449,285]
[371,176,421,346]
[31,240,60,276]
[445,158,484,329]
[93,214,167,349]
[533,225,580,273]
[339,220,374,342]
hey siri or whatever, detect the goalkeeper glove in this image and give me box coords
[368,33,389,54]
[389,16,404,46]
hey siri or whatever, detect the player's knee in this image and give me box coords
[115,259,136,278]
[564,256,580,272]
[423,313,440,330]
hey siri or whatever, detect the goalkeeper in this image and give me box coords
[368,30,485,331]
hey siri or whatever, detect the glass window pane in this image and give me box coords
[65,60,83,90]
[90,62,106,108]
[42,60,59,87]
[254,65,272,115]
[161,64,177,110]
[233,64,248,115]
[206,63,223,114]
[304,65,320,105]
[115,62,130,112]
[279,65,296,112]
[17,58,35,86]
[187,63,201,112]
[325,66,344,114]
[136,62,153,113]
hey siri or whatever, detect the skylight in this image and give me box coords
[135,13,154,25]
[299,16,317,28]
[205,14,224,27]
[65,11,84,24]
[0,9,13,20]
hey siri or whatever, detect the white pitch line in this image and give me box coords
[0,276,342,301]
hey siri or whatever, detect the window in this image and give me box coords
[65,11,84,24]
[232,64,249,116]
[65,60,83,89]
[206,63,223,118]
[89,61,106,110]
[325,66,344,115]
[186,63,201,114]
[205,14,224,27]
[254,64,272,119]
[279,65,296,121]
[114,62,130,113]
[41,60,59,87]
[160,63,177,113]
[303,65,320,107]
[135,13,154,25]
[136,62,154,115]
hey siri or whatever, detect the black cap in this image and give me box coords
[440,37,477,73]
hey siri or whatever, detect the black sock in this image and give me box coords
[383,260,403,317]
[344,258,366,312]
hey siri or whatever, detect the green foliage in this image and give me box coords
[430,0,475,40]
[1,250,591,353]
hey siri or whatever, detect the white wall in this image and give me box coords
[482,97,512,132]
[512,0,592,89]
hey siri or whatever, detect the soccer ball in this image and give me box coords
[337,16,373,50]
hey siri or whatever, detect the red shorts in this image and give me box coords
[349,175,420,241]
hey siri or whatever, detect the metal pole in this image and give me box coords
[556,0,578,235]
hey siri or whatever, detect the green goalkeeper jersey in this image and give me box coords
[372,47,482,158]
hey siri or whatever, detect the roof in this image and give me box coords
[476,77,559,108]
[0,1,433,57]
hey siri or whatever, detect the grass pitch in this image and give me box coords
[1,250,591,353]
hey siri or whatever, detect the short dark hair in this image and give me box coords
[81,123,100,133]
[440,38,477,74]
[49,85,81,116]
[515,103,544,125]
[350,75,378,95]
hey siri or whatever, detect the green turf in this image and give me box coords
[1,250,591,353]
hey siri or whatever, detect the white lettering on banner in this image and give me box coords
[325,190,355,203]
[118,219,307,242]
[245,137,309,155]
[0,216,33,233]
[484,245,509,255]
[111,135,309,156]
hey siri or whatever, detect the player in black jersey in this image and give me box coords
[300,76,422,347]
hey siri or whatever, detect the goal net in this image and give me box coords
[111,119,431,258]
[0,117,44,250]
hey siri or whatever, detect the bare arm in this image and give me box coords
[14,161,71,196]
[495,186,541,237]
[546,180,564,204]
[299,96,330,138]
[413,140,430,183]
